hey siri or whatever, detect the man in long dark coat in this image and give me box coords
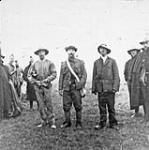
[136,39,149,122]
[23,56,37,110]
[92,44,120,130]
[124,48,140,117]
[0,50,12,120]
[131,39,149,121]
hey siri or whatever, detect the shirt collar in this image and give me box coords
[100,55,108,63]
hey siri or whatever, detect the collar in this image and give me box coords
[100,55,108,63]
[68,57,76,63]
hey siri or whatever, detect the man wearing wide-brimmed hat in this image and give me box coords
[28,48,57,128]
[92,44,120,130]
[59,45,87,129]
[131,38,149,123]
[124,48,141,118]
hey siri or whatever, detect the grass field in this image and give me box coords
[0,83,149,150]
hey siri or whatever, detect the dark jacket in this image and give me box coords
[59,58,87,91]
[92,57,120,93]
[124,56,137,82]
[23,64,36,101]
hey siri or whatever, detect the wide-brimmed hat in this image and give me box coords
[0,49,5,58]
[34,48,49,55]
[98,44,111,54]
[139,38,149,45]
[127,48,140,55]
[65,46,77,52]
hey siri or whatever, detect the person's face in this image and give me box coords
[30,57,34,64]
[143,41,149,49]
[38,50,46,60]
[9,55,14,63]
[67,49,76,58]
[99,47,108,57]
[130,50,138,57]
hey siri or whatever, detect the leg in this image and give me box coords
[107,93,118,127]
[62,91,72,125]
[30,99,33,109]
[98,93,107,127]
[135,107,139,114]
[44,88,55,121]
[72,90,82,126]
[34,86,47,122]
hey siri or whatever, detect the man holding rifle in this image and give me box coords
[29,48,57,128]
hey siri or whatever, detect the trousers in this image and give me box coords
[98,92,117,126]
[63,89,82,123]
[34,85,54,122]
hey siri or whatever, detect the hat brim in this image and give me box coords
[98,46,111,54]
[65,46,77,52]
[127,49,140,55]
[34,49,49,55]
[139,40,149,45]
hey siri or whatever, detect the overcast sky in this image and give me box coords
[1,0,149,81]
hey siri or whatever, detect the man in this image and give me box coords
[92,44,120,130]
[134,39,149,122]
[6,54,21,117]
[59,46,87,129]
[7,54,17,87]
[29,48,57,128]
[14,60,23,98]
[0,49,12,120]
[23,56,37,110]
[124,48,140,117]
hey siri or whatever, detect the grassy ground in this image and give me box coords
[0,83,149,150]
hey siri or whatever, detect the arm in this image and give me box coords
[124,61,128,82]
[92,61,97,94]
[59,62,64,96]
[23,67,29,82]
[79,61,87,89]
[59,62,64,91]
[43,63,57,82]
[112,59,120,92]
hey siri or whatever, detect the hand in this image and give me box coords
[59,90,63,96]
[112,89,117,93]
[76,81,82,90]
[140,76,146,86]
[92,91,97,95]
[42,78,48,83]
[35,81,41,86]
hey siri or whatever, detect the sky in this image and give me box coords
[1,0,149,81]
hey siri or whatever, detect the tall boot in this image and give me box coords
[76,110,82,128]
[61,111,71,128]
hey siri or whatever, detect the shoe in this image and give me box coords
[37,122,46,128]
[36,121,48,128]
[51,124,56,129]
[75,122,83,129]
[131,113,142,118]
[94,125,106,130]
[60,121,71,128]
[109,125,119,130]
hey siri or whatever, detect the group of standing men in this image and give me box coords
[26,43,120,130]
[124,39,149,122]
[1,38,149,130]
